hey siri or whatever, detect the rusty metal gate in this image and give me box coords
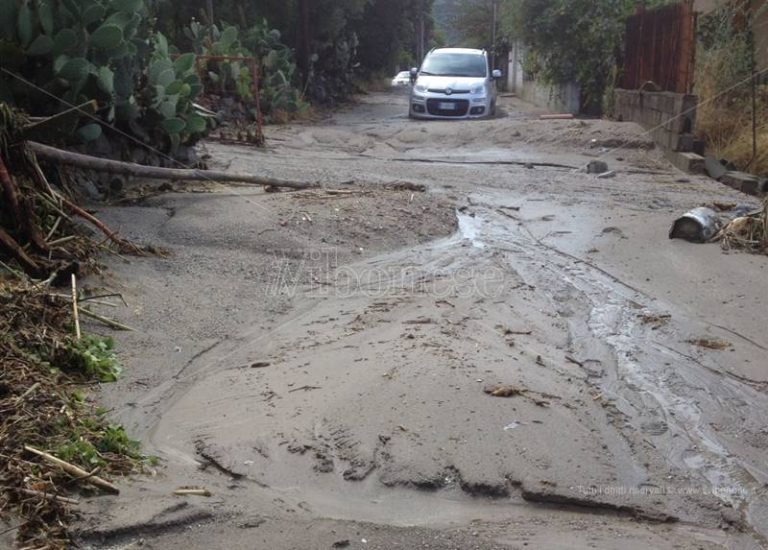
[620,0,697,94]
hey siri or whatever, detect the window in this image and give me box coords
[421,53,487,78]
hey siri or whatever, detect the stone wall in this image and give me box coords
[518,80,581,115]
[613,89,698,151]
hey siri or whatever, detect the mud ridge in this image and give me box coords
[380,467,511,500]
[194,440,246,481]
[77,502,214,545]
[521,489,678,523]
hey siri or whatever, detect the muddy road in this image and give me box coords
[80,91,768,549]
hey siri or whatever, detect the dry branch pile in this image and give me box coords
[716,198,768,253]
[0,280,140,548]
[1,104,151,548]
[0,104,143,281]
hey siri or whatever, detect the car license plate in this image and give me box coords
[438,102,456,110]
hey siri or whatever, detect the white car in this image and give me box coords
[391,70,412,87]
[409,48,501,119]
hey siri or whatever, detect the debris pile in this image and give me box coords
[0,103,141,280]
[0,280,141,548]
[1,104,151,548]
[717,198,768,252]
[669,198,767,254]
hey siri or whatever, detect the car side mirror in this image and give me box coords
[410,67,418,77]
[492,69,502,79]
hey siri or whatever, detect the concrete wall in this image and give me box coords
[518,80,581,115]
[506,43,581,115]
[613,89,698,151]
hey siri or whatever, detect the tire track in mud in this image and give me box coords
[466,208,768,540]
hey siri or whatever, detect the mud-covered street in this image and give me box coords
[80,91,768,549]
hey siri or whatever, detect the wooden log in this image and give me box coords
[27,141,319,189]
[539,114,575,120]
[79,306,135,331]
[19,488,80,505]
[23,445,120,494]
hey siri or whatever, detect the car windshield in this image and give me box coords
[396,71,410,78]
[420,53,487,78]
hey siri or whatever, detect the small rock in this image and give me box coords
[332,540,350,548]
[587,160,609,174]
[720,507,742,526]
[484,384,524,397]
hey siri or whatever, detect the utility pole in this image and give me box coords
[491,0,498,69]
[298,0,311,86]
[417,0,425,63]
[206,0,214,39]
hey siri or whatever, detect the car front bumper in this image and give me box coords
[410,93,491,119]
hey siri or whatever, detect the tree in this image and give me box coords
[355,0,436,74]
[499,0,673,112]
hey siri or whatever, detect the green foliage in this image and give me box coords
[435,0,495,49]
[0,0,147,116]
[98,424,142,457]
[156,0,432,104]
[138,32,212,151]
[184,18,308,119]
[697,5,754,95]
[0,0,211,152]
[242,20,308,116]
[503,0,615,109]
[57,422,141,469]
[64,334,121,382]
[443,0,683,112]
[355,0,435,76]
[57,436,107,468]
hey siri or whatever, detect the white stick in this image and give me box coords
[71,274,81,340]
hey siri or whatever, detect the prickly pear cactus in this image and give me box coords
[0,0,212,153]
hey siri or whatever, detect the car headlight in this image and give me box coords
[414,84,428,93]
[471,85,485,95]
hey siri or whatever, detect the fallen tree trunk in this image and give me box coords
[27,142,319,190]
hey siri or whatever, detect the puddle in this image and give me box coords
[456,211,485,248]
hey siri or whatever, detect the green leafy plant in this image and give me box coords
[64,334,121,382]
[98,424,142,457]
[56,423,141,469]
[138,32,212,151]
[0,0,212,152]
[0,0,149,138]
[57,437,106,468]
[184,19,308,121]
[499,0,675,113]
